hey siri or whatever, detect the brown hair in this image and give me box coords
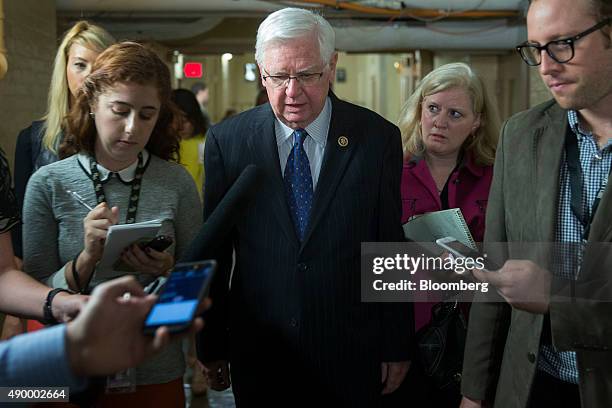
[586,0,611,45]
[590,0,612,19]
[61,41,180,161]
[527,0,611,47]
[528,0,611,18]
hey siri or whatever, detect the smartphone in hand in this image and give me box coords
[435,237,500,271]
[113,235,175,272]
[140,235,174,252]
[143,260,216,335]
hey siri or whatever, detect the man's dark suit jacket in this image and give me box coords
[198,93,412,407]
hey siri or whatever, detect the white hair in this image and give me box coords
[255,8,336,66]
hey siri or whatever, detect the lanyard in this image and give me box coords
[89,152,145,224]
[564,127,610,241]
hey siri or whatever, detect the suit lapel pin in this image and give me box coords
[338,136,349,148]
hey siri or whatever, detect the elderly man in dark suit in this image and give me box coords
[198,7,412,407]
[461,0,612,407]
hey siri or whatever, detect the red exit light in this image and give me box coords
[184,62,202,78]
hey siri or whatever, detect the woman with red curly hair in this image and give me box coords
[22,42,201,406]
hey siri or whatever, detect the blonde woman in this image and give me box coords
[396,62,500,407]
[399,62,499,234]
[13,21,114,257]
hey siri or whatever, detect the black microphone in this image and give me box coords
[180,164,262,262]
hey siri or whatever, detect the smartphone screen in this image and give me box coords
[143,260,216,334]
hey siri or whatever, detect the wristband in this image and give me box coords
[42,288,74,325]
[72,252,83,293]
[72,251,95,294]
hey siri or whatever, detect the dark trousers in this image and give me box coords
[381,359,461,408]
[528,370,580,408]
[230,358,382,408]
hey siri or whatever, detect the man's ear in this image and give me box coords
[258,64,266,89]
[328,52,339,83]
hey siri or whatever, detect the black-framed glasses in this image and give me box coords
[262,70,324,88]
[516,18,610,66]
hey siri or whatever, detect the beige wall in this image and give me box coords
[0,0,56,171]
[180,53,259,124]
[529,64,552,107]
[333,53,367,108]
[498,52,530,119]
[225,53,260,117]
[334,52,410,124]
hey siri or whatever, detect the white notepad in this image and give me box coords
[97,219,163,277]
[402,208,476,250]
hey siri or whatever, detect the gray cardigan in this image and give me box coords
[23,153,202,385]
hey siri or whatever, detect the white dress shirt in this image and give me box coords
[275,97,331,191]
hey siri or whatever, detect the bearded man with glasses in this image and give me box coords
[197,7,411,407]
[461,1,612,408]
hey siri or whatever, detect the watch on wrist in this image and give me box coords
[42,288,74,325]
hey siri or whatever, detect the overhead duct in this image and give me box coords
[293,0,523,19]
[350,0,526,11]
[61,15,224,42]
[333,20,526,51]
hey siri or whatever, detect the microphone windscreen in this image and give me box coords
[180,164,262,262]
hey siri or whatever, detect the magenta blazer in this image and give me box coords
[400,153,494,330]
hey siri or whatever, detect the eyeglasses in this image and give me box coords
[262,70,324,88]
[516,18,610,66]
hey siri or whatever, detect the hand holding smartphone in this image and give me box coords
[435,237,500,271]
[113,236,174,273]
[143,260,216,335]
[140,235,173,252]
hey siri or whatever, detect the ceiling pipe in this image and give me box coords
[0,0,7,80]
[333,20,526,51]
[293,0,519,19]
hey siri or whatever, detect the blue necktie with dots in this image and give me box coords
[284,128,313,241]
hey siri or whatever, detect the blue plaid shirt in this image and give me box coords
[538,110,612,384]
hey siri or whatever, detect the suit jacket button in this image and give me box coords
[527,352,536,363]
[290,318,298,327]
[297,263,308,272]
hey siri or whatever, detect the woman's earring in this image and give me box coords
[89,112,95,118]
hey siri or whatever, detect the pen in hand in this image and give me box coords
[66,189,94,211]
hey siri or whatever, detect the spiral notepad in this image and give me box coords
[402,208,476,250]
[97,219,163,277]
